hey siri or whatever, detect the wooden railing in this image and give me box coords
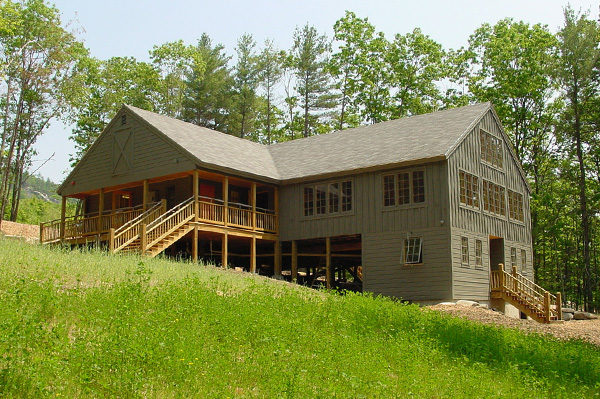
[491,264,561,323]
[110,201,165,252]
[198,197,225,224]
[143,197,195,250]
[228,205,252,228]
[40,204,147,243]
[256,210,277,232]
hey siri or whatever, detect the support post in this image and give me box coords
[97,188,104,234]
[143,179,149,211]
[291,240,298,282]
[60,196,66,242]
[140,223,147,255]
[326,237,332,290]
[251,182,256,230]
[511,265,518,292]
[274,186,279,234]
[544,291,551,323]
[498,263,505,289]
[192,171,199,262]
[250,236,256,273]
[192,227,198,263]
[274,240,282,276]
[39,223,43,243]
[556,292,562,321]
[111,192,117,212]
[223,176,229,227]
[109,228,115,253]
[221,233,228,268]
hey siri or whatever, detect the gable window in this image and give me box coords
[475,239,483,269]
[404,237,423,264]
[521,249,526,271]
[480,130,503,169]
[482,180,506,216]
[383,170,425,207]
[303,180,352,217]
[508,189,524,222]
[511,247,517,269]
[459,170,480,208]
[461,237,469,267]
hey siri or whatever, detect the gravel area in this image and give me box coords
[0,220,39,242]
[428,304,600,346]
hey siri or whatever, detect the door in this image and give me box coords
[489,236,504,271]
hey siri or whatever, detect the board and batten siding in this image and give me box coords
[279,161,453,301]
[447,109,534,300]
[60,108,196,197]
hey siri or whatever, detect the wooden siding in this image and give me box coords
[363,228,452,301]
[60,109,196,196]
[448,110,534,298]
[278,161,449,241]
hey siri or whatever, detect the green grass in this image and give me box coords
[0,239,599,398]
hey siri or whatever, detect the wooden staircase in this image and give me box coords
[490,264,562,323]
[140,196,196,258]
[109,200,166,254]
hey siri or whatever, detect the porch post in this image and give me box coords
[223,176,229,227]
[291,240,298,282]
[251,182,256,230]
[221,233,228,268]
[192,171,199,263]
[250,236,256,273]
[274,186,279,234]
[60,196,66,242]
[111,192,117,211]
[97,188,104,235]
[326,237,332,290]
[274,240,282,276]
[143,179,149,211]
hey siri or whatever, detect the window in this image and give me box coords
[404,237,423,264]
[459,170,480,208]
[412,171,425,203]
[383,170,425,207]
[121,114,127,125]
[303,187,314,216]
[341,181,352,212]
[329,183,339,213]
[461,237,469,266]
[383,175,395,206]
[511,247,517,269]
[521,249,526,271]
[508,190,524,222]
[482,180,506,216]
[303,180,352,217]
[475,239,483,269]
[480,130,503,169]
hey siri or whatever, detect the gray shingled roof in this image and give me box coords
[127,102,492,182]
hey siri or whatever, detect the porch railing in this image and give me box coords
[110,201,165,252]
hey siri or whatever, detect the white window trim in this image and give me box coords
[382,168,427,209]
[458,169,481,211]
[404,237,423,265]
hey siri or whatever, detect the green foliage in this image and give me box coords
[14,197,75,224]
[0,239,598,397]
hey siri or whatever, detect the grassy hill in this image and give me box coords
[0,239,599,398]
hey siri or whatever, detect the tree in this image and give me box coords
[256,39,283,143]
[291,24,337,137]
[553,8,600,310]
[230,34,259,138]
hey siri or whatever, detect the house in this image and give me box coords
[41,102,562,322]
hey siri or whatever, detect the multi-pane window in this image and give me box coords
[482,180,506,216]
[342,181,352,212]
[383,175,395,206]
[404,237,423,264]
[459,170,480,208]
[303,187,314,216]
[511,247,517,269]
[480,130,503,169]
[521,249,526,271]
[461,237,469,266]
[303,180,352,217]
[412,171,425,203]
[329,183,339,213]
[475,239,483,269]
[398,172,410,205]
[508,189,524,222]
[383,171,425,207]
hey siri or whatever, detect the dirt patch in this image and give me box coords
[427,304,600,346]
[0,220,39,242]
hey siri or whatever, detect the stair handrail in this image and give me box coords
[146,197,194,233]
[114,201,162,235]
[111,201,165,252]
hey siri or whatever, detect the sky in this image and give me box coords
[33,0,599,183]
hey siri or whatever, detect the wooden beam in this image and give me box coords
[291,240,298,281]
[97,188,104,234]
[223,176,229,227]
[250,236,256,273]
[274,240,282,276]
[111,192,117,211]
[60,196,66,242]
[556,292,562,321]
[251,182,256,230]
[326,237,332,289]
[193,170,199,222]
[140,224,147,255]
[142,179,149,211]
[221,233,228,268]
[192,227,198,263]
